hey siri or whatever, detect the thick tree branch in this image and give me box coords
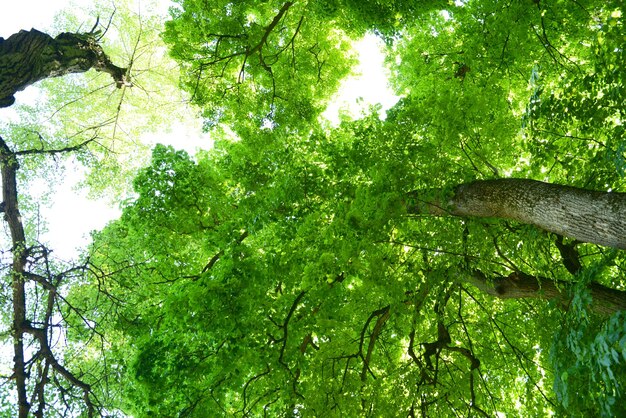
[554,235,582,275]
[405,179,626,249]
[466,269,626,316]
[0,29,130,107]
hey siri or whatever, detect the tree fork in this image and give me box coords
[405,179,626,249]
[0,29,130,107]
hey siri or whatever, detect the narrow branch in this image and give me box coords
[278,291,306,367]
[24,325,95,416]
[248,2,294,56]
[16,135,98,156]
[201,230,248,274]
[359,305,390,382]
[242,365,271,415]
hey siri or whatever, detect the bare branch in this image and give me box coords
[16,135,98,156]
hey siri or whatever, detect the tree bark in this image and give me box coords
[0,137,29,417]
[405,179,626,249]
[467,270,626,316]
[0,29,130,107]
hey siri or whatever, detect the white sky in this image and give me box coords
[0,1,69,36]
[323,34,398,122]
[0,1,398,260]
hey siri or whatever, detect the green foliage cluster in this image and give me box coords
[55,0,626,416]
[552,307,626,417]
[526,3,626,183]
[551,264,626,417]
[162,0,356,132]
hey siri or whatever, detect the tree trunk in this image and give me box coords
[0,137,29,417]
[1,135,98,416]
[0,29,130,107]
[405,179,626,249]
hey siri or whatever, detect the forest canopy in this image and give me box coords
[0,0,625,417]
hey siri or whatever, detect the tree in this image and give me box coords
[2,0,625,417]
[0,1,196,416]
[0,31,124,415]
[73,0,626,416]
[79,126,626,417]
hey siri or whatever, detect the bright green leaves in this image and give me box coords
[552,304,626,417]
[59,0,626,416]
[131,145,216,232]
[163,0,355,132]
[388,2,541,184]
[518,1,626,185]
[78,116,556,416]
[309,0,445,40]
[80,124,428,414]
[386,0,626,189]
[162,0,454,133]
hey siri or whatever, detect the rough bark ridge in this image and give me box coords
[0,29,130,107]
[406,179,626,249]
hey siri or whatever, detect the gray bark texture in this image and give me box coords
[0,29,130,107]
[406,179,626,249]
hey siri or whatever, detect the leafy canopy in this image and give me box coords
[64,0,626,417]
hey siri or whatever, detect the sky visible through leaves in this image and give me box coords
[0,0,395,260]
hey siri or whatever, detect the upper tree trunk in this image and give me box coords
[405,179,626,249]
[0,29,130,107]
